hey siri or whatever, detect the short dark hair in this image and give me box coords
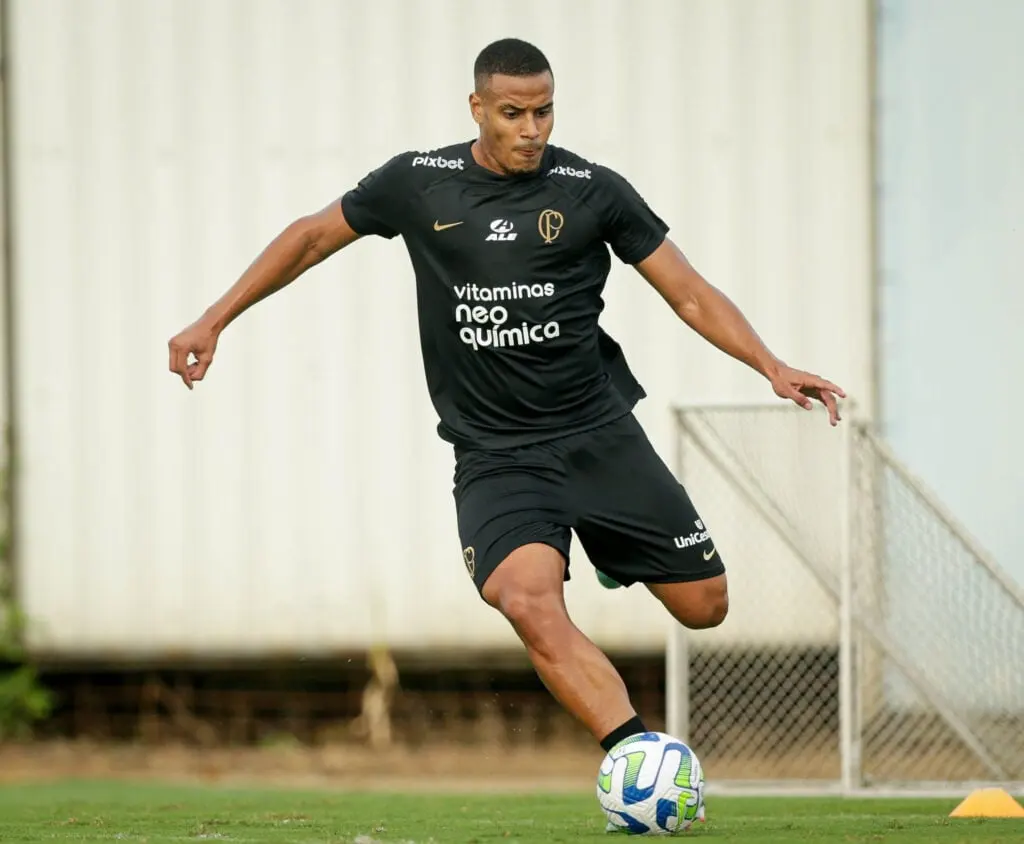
[474,38,552,90]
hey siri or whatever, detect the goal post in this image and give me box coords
[666,403,1024,793]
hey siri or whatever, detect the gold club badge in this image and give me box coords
[538,209,564,244]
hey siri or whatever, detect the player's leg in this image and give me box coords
[646,573,729,630]
[480,542,644,746]
[453,441,648,749]
[598,567,728,625]
[570,414,729,629]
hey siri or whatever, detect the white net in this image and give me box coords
[850,435,1024,783]
[668,405,1024,787]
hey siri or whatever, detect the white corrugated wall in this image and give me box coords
[7,0,872,658]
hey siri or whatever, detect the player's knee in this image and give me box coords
[481,544,569,644]
[687,589,728,629]
[495,584,566,640]
[649,575,729,630]
[486,577,569,659]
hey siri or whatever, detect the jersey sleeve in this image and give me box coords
[594,166,670,265]
[340,152,414,239]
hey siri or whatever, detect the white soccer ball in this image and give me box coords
[596,731,705,835]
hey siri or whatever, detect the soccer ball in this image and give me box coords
[596,731,705,835]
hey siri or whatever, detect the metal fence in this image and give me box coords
[666,404,1024,792]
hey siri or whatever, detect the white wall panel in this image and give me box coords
[875,0,1024,709]
[8,0,872,657]
[877,0,1024,586]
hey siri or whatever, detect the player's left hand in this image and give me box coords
[769,365,846,426]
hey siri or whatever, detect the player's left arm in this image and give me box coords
[635,238,846,425]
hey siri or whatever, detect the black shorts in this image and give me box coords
[452,413,725,594]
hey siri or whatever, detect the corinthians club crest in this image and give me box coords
[538,209,564,244]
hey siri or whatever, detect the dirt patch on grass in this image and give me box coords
[0,739,600,793]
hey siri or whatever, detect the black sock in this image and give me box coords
[600,715,647,752]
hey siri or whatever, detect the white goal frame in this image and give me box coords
[665,402,1024,796]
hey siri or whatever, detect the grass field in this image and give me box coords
[0,781,1021,843]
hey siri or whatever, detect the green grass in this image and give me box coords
[0,781,1020,843]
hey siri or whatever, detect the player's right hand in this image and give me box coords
[168,319,220,390]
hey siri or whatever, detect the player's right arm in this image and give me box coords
[167,201,359,389]
[169,152,413,390]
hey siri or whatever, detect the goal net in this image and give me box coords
[666,404,1024,790]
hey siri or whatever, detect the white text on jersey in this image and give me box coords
[547,165,592,179]
[412,155,465,170]
[486,219,518,242]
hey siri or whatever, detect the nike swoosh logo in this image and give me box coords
[433,220,463,231]
[703,546,717,561]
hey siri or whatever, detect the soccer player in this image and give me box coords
[168,38,844,756]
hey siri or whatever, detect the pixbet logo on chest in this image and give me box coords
[411,155,464,170]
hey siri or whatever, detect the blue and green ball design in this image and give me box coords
[596,731,705,835]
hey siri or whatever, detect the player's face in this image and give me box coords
[471,72,555,175]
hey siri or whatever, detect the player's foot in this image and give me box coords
[596,570,623,589]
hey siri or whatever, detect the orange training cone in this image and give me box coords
[949,788,1024,818]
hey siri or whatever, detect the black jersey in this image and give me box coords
[340,140,669,451]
